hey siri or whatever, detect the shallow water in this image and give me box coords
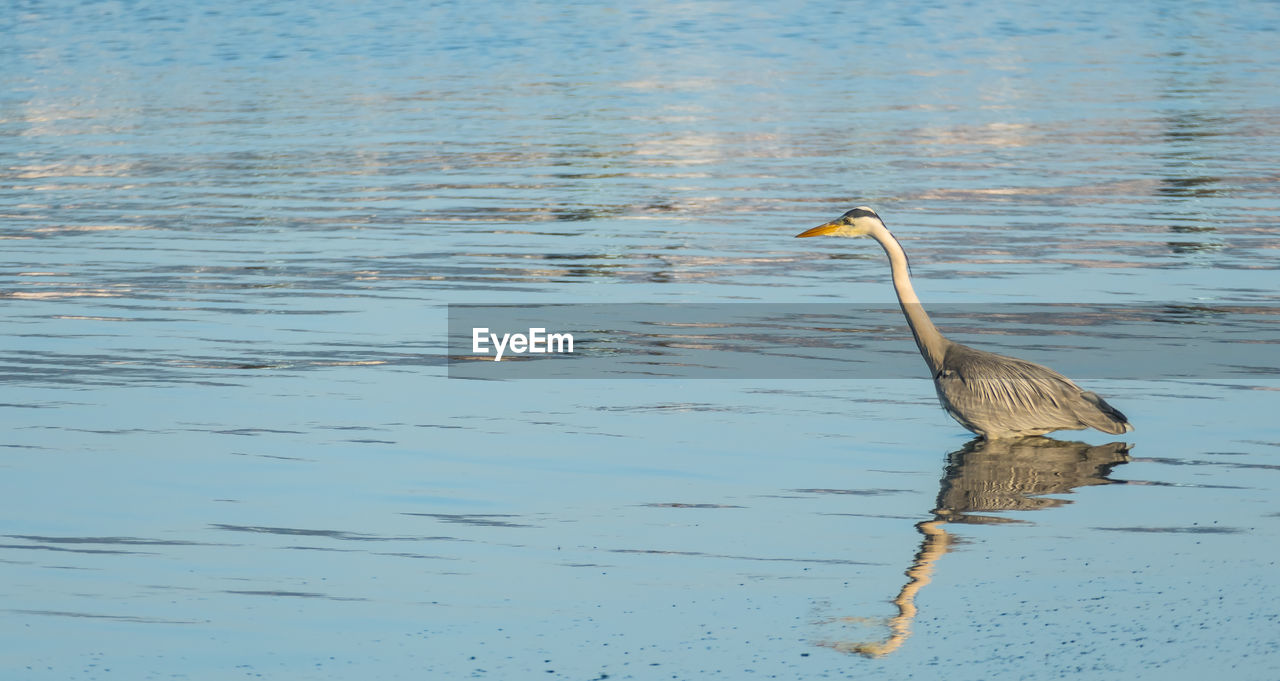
[3,1,1280,679]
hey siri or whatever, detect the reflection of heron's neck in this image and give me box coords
[869,223,948,372]
[822,518,951,658]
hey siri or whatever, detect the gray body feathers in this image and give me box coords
[932,342,1132,439]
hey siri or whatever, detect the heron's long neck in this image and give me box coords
[868,224,949,371]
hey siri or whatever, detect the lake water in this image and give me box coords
[3,1,1280,679]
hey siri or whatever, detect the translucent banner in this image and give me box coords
[447,303,1280,380]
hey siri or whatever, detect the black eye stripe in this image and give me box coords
[844,208,879,220]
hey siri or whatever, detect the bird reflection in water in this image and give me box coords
[819,436,1131,657]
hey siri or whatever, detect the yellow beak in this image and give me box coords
[795,222,841,238]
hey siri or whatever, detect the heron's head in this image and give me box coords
[795,206,883,238]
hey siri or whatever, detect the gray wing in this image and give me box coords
[933,343,1131,437]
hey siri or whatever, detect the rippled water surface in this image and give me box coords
[3,2,1280,679]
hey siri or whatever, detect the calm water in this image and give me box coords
[3,1,1280,679]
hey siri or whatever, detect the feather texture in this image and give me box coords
[933,343,1132,438]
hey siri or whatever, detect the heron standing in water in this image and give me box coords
[796,207,1132,439]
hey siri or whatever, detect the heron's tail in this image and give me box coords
[1078,391,1133,435]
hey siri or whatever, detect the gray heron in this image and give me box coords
[796,207,1133,439]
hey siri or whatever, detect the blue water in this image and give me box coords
[3,2,1280,679]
